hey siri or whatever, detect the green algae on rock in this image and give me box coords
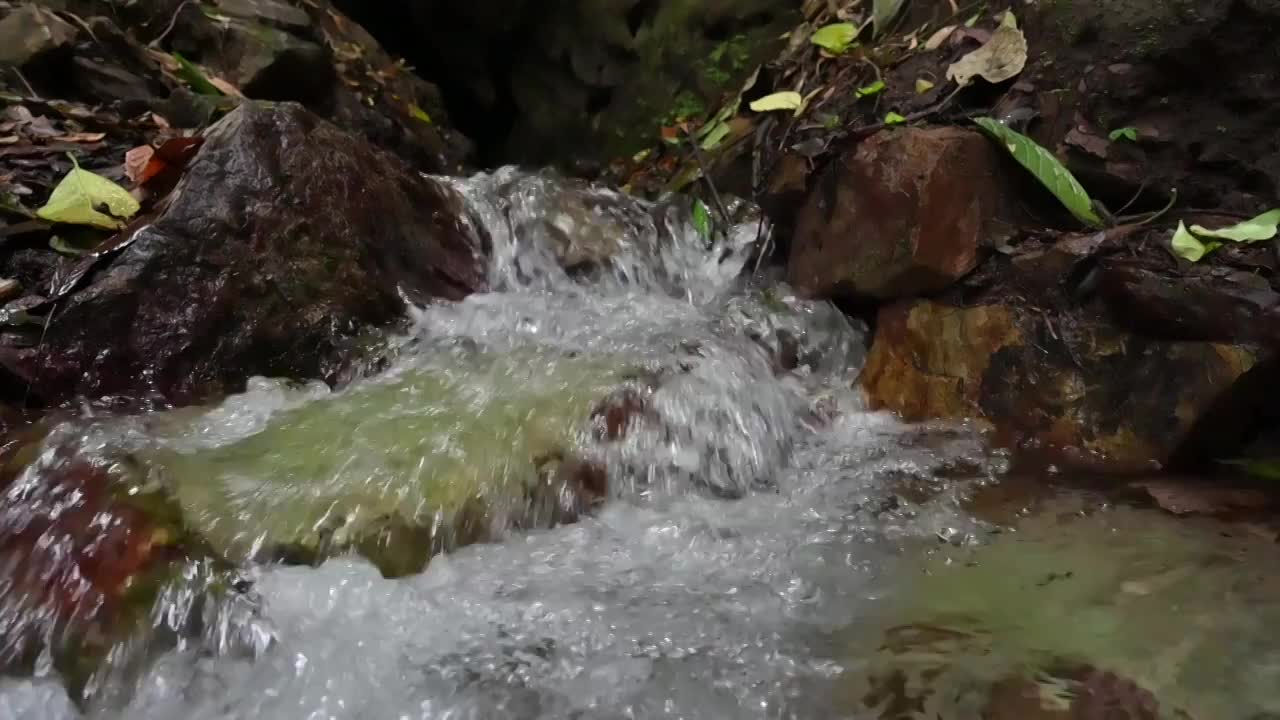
[145,350,629,577]
[831,497,1280,719]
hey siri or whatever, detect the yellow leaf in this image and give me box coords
[408,103,432,124]
[37,155,140,230]
[915,78,936,94]
[749,92,804,113]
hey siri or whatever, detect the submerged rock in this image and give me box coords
[1,101,486,406]
[142,350,628,577]
[789,127,1016,301]
[861,299,1260,472]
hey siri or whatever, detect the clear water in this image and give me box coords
[1,169,1278,719]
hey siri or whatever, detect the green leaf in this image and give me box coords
[873,0,908,36]
[749,91,803,112]
[915,78,935,94]
[1170,221,1219,262]
[172,52,223,96]
[49,235,93,257]
[700,120,731,150]
[1220,458,1280,482]
[973,117,1102,228]
[692,199,712,239]
[883,111,907,125]
[811,22,859,54]
[1108,126,1137,142]
[855,80,887,98]
[1189,209,1280,243]
[408,103,432,124]
[36,154,141,230]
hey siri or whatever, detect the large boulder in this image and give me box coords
[0,102,486,406]
[861,298,1263,472]
[788,127,1017,301]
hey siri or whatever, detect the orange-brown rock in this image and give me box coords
[788,127,1013,300]
[861,299,1261,472]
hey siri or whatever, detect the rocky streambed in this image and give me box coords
[1,0,1280,717]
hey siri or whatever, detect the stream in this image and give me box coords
[2,169,1280,719]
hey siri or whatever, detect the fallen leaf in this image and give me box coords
[1189,208,1280,243]
[810,22,858,54]
[873,0,907,36]
[207,76,243,98]
[0,136,17,145]
[700,121,731,150]
[124,145,156,184]
[915,78,936,94]
[1170,220,1219,262]
[855,80,887,98]
[408,102,432,124]
[692,198,712,239]
[1221,458,1280,481]
[750,92,804,113]
[49,235,94,257]
[36,154,140,230]
[884,111,907,125]
[974,117,1102,228]
[0,278,20,303]
[171,52,224,96]
[59,132,106,143]
[924,25,957,50]
[1065,127,1109,159]
[946,12,1027,87]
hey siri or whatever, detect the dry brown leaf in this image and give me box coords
[59,132,107,143]
[207,76,244,98]
[945,13,1027,87]
[924,25,957,50]
[0,136,18,145]
[124,145,156,183]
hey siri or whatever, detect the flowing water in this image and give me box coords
[2,169,1280,719]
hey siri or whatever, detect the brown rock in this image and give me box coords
[0,5,77,67]
[861,299,1261,472]
[0,102,486,406]
[788,127,1013,301]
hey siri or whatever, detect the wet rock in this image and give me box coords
[861,299,1261,472]
[1098,259,1280,344]
[206,19,331,101]
[0,4,77,67]
[0,101,486,406]
[985,667,1160,720]
[789,127,1016,301]
[0,447,188,677]
[140,352,629,577]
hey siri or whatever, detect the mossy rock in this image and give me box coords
[144,350,629,577]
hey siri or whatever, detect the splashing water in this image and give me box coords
[2,170,1279,720]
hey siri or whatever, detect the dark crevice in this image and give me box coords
[330,1,532,166]
[627,0,659,37]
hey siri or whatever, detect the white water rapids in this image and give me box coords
[2,170,1279,720]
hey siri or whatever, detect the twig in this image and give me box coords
[12,69,38,100]
[24,299,59,409]
[681,127,732,240]
[148,0,196,48]
[55,11,99,43]
[843,84,965,139]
